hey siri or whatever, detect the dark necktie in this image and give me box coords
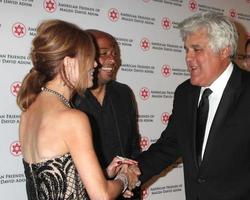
[196,88,212,165]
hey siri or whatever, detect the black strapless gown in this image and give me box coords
[23,153,89,200]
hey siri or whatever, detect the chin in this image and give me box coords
[99,78,111,85]
[190,79,202,86]
[87,82,93,88]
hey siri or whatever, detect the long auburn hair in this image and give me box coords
[17,19,95,111]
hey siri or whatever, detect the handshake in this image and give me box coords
[106,156,141,198]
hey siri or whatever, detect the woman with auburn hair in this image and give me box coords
[17,19,139,200]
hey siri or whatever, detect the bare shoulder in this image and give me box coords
[59,109,93,151]
[59,109,91,136]
[19,111,31,137]
[62,109,89,125]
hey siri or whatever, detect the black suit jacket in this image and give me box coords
[138,64,250,200]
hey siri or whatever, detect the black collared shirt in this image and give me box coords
[84,87,122,167]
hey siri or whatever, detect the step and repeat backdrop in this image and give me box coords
[0,0,249,199]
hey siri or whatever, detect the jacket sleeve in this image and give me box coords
[136,85,182,184]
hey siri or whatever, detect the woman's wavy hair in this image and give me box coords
[17,19,95,111]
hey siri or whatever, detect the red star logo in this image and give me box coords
[161,17,172,30]
[10,141,22,156]
[108,8,119,22]
[12,23,26,38]
[140,87,150,100]
[161,112,170,124]
[229,9,237,18]
[44,0,57,13]
[14,25,24,36]
[140,38,150,51]
[188,0,198,12]
[140,136,150,151]
[11,81,21,96]
[161,64,172,77]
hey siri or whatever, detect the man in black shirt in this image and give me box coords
[73,30,141,199]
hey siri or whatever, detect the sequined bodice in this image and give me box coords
[23,153,89,200]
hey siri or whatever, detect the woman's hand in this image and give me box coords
[105,156,138,178]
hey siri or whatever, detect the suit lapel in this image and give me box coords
[200,65,243,168]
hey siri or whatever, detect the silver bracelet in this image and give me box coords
[114,173,128,193]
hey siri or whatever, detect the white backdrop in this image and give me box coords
[0,0,249,199]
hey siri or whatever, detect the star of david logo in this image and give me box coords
[10,141,22,156]
[161,17,172,30]
[12,22,26,38]
[44,0,57,13]
[188,0,198,12]
[11,81,21,97]
[108,8,119,22]
[229,9,237,18]
[161,112,170,125]
[140,38,150,51]
[161,64,172,77]
[139,87,150,100]
[140,136,150,151]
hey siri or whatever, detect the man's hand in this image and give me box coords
[122,164,141,198]
[120,163,141,198]
[123,190,134,198]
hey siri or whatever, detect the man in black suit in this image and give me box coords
[127,12,250,200]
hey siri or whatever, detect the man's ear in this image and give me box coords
[220,46,231,60]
